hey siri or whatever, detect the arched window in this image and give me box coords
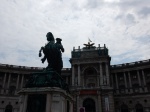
[135,103,143,112]
[5,104,13,112]
[83,98,96,112]
[120,104,129,112]
[84,67,97,76]
[119,85,125,93]
[132,84,139,93]
[84,67,98,87]
[87,83,95,87]
[9,86,16,95]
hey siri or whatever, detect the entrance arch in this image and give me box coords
[83,98,96,112]
[120,104,129,112]
[135,103,143,112]
[5,104,13,112]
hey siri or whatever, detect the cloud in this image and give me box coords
[0,0,149,68]
[138,7,150,17]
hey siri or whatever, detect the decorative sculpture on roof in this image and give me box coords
[83,38,95,49]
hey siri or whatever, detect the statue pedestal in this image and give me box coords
[18,87,73,112]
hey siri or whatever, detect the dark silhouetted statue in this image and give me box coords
[25,32,69,93]
[39,32,64,75]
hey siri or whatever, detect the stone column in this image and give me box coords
[21,74,24,88]
[123,72,128,93]
[77,95,80,112]
[7,73,11,94]
[15,74,20,94]
[19,95,28,112]
[46,94,52,112]
[72,65,75,86]
[98,94,102,112]
[128,72,133,93]
[7,73,11,88]
[108,93,115,112]
[111,75,114,88]
[2,73,7,94]
[16,74,20,89]
[142,70,148,92]
[78,64,80,86]
[115,73,119,94]
[137,70,142,92]
[22,95,28,112]
[105,63,109,85]
[100,63,103,85]
[70,102,73,112]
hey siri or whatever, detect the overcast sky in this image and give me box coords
[0,0,150,68]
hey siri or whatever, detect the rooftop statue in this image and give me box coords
[83,38,95,49]
[25,32,69,93]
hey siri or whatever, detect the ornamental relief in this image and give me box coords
[81,65,98,74]
[80,51,99,58]
[73,58,100,64]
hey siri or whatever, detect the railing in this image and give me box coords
[72,47,106,52]
[62,68,71,71]
[111,59,150,68]
[70,86,101,90]
[0,63,71,71]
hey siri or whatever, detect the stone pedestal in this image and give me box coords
[18,87,73,112]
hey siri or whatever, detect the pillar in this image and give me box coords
[137,70,142,92]
[100,63,103,85]
[46,94,52,112]
[7,73,11,94]
[15,74,20,94]
[7,73,11,88]
[16,74,20,89]
[70,102,73,112]
[22,95,28,112]
[98,94,102,112]
[111,74,114,88]
[2,73,7,94]
[142,70,148,92]
[108,93,115,112]
[21,74,24,88]
[19,95,28,112]
[72,65,75,86]
[128,72,133,93]
[105,63,109,85]
[78,64,80,86]
[123,72,128,93]
[77,95,80,112]
[115,73,119,94]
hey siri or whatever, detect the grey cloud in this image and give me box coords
[138,7,150,17]
[115,13,136,25]
[126,14,136,24]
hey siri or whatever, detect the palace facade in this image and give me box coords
[0,44,150,112]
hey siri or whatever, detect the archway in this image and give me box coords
[83,98,96,112]
[120,104,129,112]
[83,67,98,87]
[135,103,143,112]
[5,104,13,112]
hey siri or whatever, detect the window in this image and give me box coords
[5,104,13,112]
[87,83,95,87]
[8,86,16,95]
[119,77,123,81]
[133,75,137,79]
